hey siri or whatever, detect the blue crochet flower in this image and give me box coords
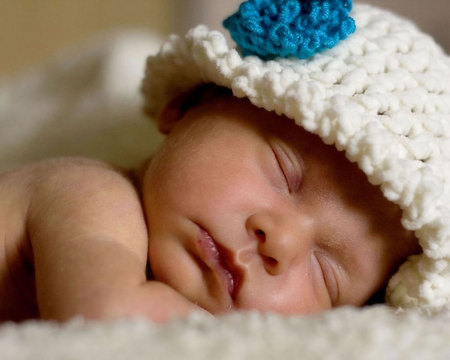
[223,0,355,60]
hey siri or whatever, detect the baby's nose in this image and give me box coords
[246,210,315,275]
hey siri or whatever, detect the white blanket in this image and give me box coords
[1,31,450,360]
[1,307,450,359]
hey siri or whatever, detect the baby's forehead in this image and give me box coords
[178,85,324,147]
[180,89,347,164]
[166,85,367,186]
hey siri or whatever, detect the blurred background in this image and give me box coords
[1,0,450,77]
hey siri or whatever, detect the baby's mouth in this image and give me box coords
[197,228,241,301]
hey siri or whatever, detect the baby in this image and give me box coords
[0,84,418,322]
[1,0,450,322]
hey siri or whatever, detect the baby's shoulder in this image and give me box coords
[0,157,138,253]
[28,157,134,190]
[29,157,139,208]
[2,156,131,189]
[1,157,140,220]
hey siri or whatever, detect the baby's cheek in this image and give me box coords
[149,237,189,286]
[236,269,328,314]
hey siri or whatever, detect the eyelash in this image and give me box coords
[271,143,301,193]
[314,252,339,306]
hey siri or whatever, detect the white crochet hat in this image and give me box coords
[142,2,450,313]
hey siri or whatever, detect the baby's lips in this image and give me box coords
[197,227,243,302]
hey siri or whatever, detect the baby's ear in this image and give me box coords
[157,84,221,134]
[157,93,188,134]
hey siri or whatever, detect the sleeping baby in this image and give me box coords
[1,0,450,322]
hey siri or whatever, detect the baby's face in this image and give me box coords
[142,94,420,315]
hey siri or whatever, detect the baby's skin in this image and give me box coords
[0,94,420,322]
[0,158,199,322]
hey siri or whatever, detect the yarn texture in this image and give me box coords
[142,4,450,313]
[223,0,355,59]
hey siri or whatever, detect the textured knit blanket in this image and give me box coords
[1,31,450,360]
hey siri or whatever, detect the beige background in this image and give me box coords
[0,0,175,77]
[1,0,449,77]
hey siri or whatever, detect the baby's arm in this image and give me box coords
[27,158,201,322]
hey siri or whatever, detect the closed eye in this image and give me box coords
[270,141,302,193]
[314,252,340,306]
